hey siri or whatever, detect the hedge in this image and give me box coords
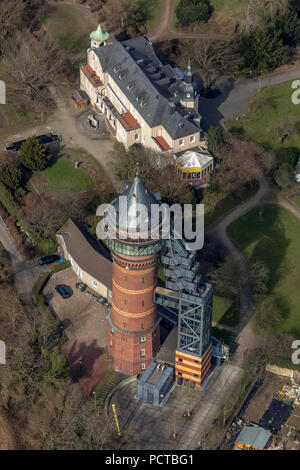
[0,182,57,254]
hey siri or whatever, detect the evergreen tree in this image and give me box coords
[206,126,227,154]
[176,0,213,25]
[0,163,22,190]
[239,30,287,73]
[19,136,50,172]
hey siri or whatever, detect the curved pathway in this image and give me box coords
[149,0,232,42]
[207,175,300,363]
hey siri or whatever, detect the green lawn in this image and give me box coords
[210,0,247,18]
[36,159,94,194]
[146,0,164,33]
[213,295,239,326]
[293,195,300,208]
[228,204,300,336]
[41,4,94,54]
[227,81,300,153]
[203,182,259,228]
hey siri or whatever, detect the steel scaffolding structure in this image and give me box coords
[155,235,213,360]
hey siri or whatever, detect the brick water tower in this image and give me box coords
[101,174,164,376]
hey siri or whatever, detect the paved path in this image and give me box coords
[199,66,300,130]
[1,86,118,190]
[207,175,300,364]
[0,217,24,266]
[108,362,243,450]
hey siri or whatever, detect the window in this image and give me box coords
[140,336,146,343]
[92,280,98,288]
[190,135,195,143]
[179,138,184,147]
[142,277,144,284]
[194,359,199,364]
[135,133,139,141]
[187,93,191,98]
[193,374,199,378]
[142,300,144,307]
[140,349,145,357]
[178,372,182,376]
[141,363,146,371]
[178,358,183,363]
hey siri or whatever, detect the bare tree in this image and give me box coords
[192,38,242,90]
[27,199,65,238]
[2,31,65,111]
[0,0,25,55]
[213,136,263,196]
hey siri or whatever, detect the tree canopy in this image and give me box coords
[176,0,213,26]
[0,163,22,190]
[239,30,287,73]
[19,136,50,172]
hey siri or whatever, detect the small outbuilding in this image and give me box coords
[137,361,175,406]
[174,147,214,184]
[72,90,90,110]
[234,426,272,450]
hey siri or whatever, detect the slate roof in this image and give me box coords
[235,426,271,450]
[57,219,112,289]
[109,175,160,233]
[93,36,201,139]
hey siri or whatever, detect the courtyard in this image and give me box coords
[108,362,243,450]
[44,268,110,397]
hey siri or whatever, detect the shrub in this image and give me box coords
[0,164,22,190]
[19,136,50,171]
[239,30,287,73]
[176,0,213,25]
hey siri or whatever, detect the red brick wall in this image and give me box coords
[107,250,160,375]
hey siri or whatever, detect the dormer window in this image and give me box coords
[114,66,121,73]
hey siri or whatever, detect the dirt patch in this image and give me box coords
[62,336,109,398]
[241,372,289,423]
[0,413,17,450]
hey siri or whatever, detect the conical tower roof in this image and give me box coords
[111,174,159,234]
[90,24,109,43]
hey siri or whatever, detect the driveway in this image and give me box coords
[44,268,108,347]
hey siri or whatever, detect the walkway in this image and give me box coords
[207,175,300,364]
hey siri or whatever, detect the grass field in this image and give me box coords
[146,0,164,33]
[213,295,239,327]
[42,3,95,55]
[293,195,300,208]
[204,182,259,228]
[228,81,300,153]
[35,159,94,194]
[228,204,300,337]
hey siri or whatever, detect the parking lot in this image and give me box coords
[44,268,110,397]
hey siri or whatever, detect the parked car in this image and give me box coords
[38,255,59,265]
[55,285,71,299]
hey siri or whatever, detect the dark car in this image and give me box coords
[55,285,71,299]
[38,255,59,265]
